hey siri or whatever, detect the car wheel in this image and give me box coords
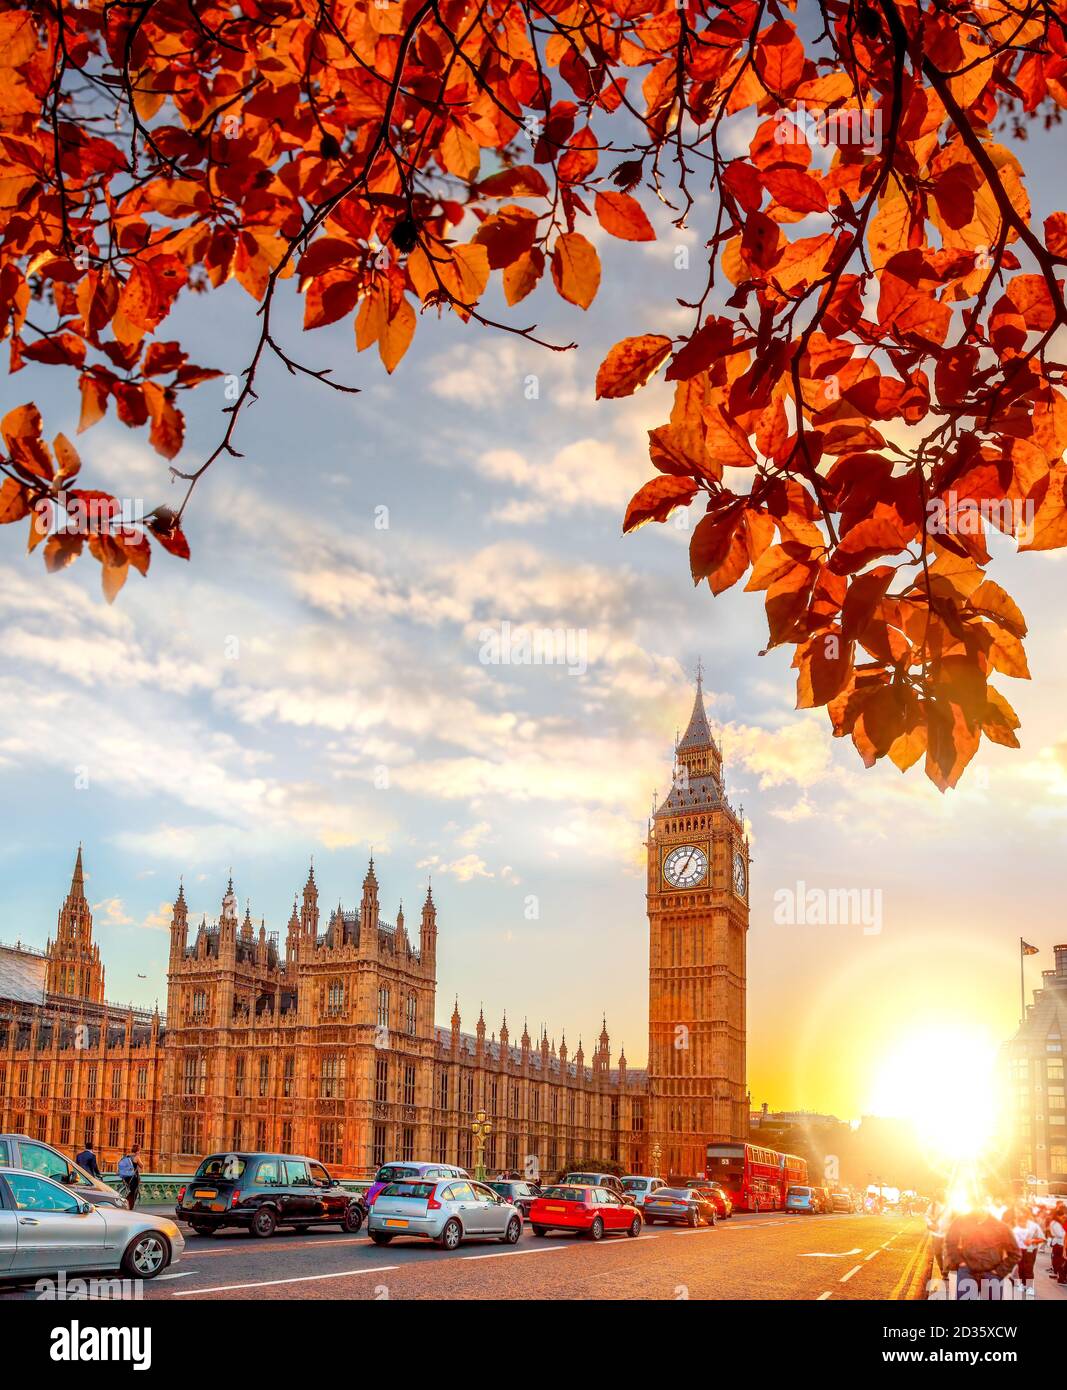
[370,1231,394,1246]
[627,1216,641,1238]
[190,1222,214,1236]
[342,1204,364,1234]
[589,1216,604,1242]
[532,1225,547,1237]
[502,1216,521,1245]
[251,1207,277,1238]
[121,1231,169,1279]
[439,1218,463,1251]
[687,1210,700,1228]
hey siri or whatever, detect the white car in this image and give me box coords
[0,1166,184,1280]
[623,1175,668,1208]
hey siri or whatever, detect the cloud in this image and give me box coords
[417,852,494,882]
[92,897,133,926]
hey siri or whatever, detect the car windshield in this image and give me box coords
[381,1182,435,1199]
[788,1186,811,1196]
[564,1174,598,1185]
[195,1154,247,1180]
[655,1189,690,1200]
[488,1182,513,1196]
[539,1186,583,1201]
[376,1165,421,1183]
[622,1179,646,1191]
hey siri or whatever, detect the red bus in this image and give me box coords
[705,1142,783,1212]
[779,1152,808,1205]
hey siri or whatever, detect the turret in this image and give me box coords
[46,846,105,1003]
[301,862,319,944]
[420,881,437,970]
[476,1006,486,1059]
[169,880,188,967]
[219,875,238,959]
[359,856,379,937]
[286,897,300,962]
[450,997,461,1052]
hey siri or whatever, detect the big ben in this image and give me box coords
[648,669,749,1177]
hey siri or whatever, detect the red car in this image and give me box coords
[529,1184,642,1241]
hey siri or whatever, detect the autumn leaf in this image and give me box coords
[595,335,672,398]
[594,191,655,241]
[551,233,600,309]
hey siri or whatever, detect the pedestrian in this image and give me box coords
[118,1144,142,1210]
[943,1206,1019,1300]
[925,1189,949,1277]
[1010,1205,1043,1296]
[1048,1205,1066,1284]
[75,1141,101,1179]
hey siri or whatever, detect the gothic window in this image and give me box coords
[531,1090,540,1122]
[319,1122,343,1166]
[490,1078,498,1115]
[403,1062,416,1107]
[183,1053,207,1096]
[464,1073,474,1113]
[282,1053,295,1097]
[258,1055,270,1097]
[39,1066,49,1099]
[234,1055,246,1097]
[438,1069,449,1110]
[179,1115,201,1155]
[191,989,208,1020]
[406,994,417,1036]
[280,1121,293,1152]
[401,1126,415,1162]
[83,1119,95,1148]
[107,1117,119,1148]
[377,987,390,1029]
[110,1067,122,1100]
[86,1065,97,1100]
[321,1054,345,1100]
[327,979,344,1015]
[232,1119,243,1149]
[136,1066,147,1100]
[375,1055,389,1104]
[58,1114,71,1146]
[373,1124,387,1168]
[510,1084,519,1119]
[62,1065,73,1099]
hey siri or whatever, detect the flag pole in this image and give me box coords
[1020,936,1026,1026]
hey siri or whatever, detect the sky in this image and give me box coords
[2,110,1066,1127]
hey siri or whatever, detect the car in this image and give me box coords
[831,1189,854,1213]
[175,1151,366,1237]
[0,1166,184,1280]
[0,1134,129,1210]
[812,1187,835,1214]
[622,1175,668,1208]
[644,1186,718,1227]
[529,1184,643,1240]
[685,1179,734,1218]
[486,1179,541,1218]
[560,1171,632,1202]
[364,1161,470,1208]
[368,1178,522,1250]
[785,1184,818,1213]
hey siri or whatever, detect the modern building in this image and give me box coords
[0,678,748,1178]
[1003,944,1067,1192]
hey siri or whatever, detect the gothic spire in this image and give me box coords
[69,844,85,901]
[677,661,714,751]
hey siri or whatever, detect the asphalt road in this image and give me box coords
[0,1210,926,1301]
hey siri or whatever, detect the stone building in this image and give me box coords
[0,678,748,1179]
[1003,944,1067,1191]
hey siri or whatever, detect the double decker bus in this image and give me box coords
[779,1152,808,1206]
[705,1142,784,1212]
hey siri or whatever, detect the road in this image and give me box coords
[0,1209,926,1301]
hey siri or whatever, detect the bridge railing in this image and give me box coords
[101,1174,374,1203]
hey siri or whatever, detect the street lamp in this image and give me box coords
[472,1108,492,1181]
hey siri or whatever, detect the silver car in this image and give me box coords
[368,1177,522,1251]
[0,1167,184,1280]
[0,1134,129,1209]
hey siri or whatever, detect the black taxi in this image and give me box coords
[176,1152,366,1237]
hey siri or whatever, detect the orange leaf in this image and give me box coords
[551,233,600,310]
[623,476,698,532]
[595,335,672,399]
[594,191,655,241]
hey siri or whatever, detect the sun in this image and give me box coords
[866,1023,1002,1163]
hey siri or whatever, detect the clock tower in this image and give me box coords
[647,670,749,1177]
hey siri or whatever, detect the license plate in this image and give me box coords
[547,1204,565,1212]
[194,1190,216,1198]
[384,1218,408,1228]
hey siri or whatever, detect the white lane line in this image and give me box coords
[864,1250,879,1262]
[173,1265,397,1295]
[800,1248,862,1259]
[156,1271,196,1280]
[817,1291,833,1301]
[462,1246,568,1261]
[840,1264,863,1283]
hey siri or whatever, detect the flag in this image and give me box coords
[1022,940,1039,956]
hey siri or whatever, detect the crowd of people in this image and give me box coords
[925,1188,1067,1298]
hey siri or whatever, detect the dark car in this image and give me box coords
[643,1186,718,1228]
[560,1172,633,1203]
[175,1152,366,1238]
[0,1133,128,1210]
[487,1179,541,1218]
[685,1179,734,1218]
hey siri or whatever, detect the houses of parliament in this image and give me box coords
[0,679,750,1179]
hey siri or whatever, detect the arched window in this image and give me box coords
[406,994,417,1035]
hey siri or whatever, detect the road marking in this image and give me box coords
[864,1250,879,1262]
[463,1246,568,1261]
[173,1265,397,1295]
[156,1271,196,1280]
[840,1264,863,1283]
[817,1290,833,1300]
[800,1248,862,1258]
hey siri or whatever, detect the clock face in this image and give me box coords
[662,844,708,889]
[733,851,747,897]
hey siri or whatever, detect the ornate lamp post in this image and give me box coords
[650,1142,662,1179]
[472,1108,492,1182]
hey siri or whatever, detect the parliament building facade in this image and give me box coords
[0,680,750,1179]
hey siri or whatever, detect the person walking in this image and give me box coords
[117,1144,142,1210]
[925,1190,950,1277]
[943,1206,1019,1300]
[1010,1205,1043,1296]
[74,1141,101,1179]
[1048,1205,1066,1284]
